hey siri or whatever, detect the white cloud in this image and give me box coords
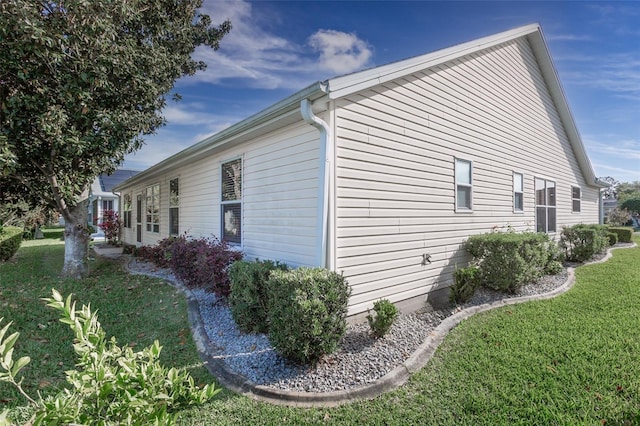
[183,1,373,89]
[308,29,373,74]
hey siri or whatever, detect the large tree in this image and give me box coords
[0,1,230,278]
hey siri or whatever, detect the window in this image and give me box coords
[513,172,524,212]
[571,186,581,213]
[102,199,114,212]
[455,158,472,211]
[535,178,556,233]
[169,178,179,236]
[221,158,242,244]
[145,184,160,233]
[123,193,132,229]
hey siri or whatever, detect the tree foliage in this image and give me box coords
[621,198,640,215]
[0,1,230,277]
[617,181,640,204]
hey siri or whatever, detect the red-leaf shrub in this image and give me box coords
[168,235,243,297]
[135,237,177,268]
[98,210,122,244]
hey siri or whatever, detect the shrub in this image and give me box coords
[559,224,609,262]
[607,232,618,246]
[608,226,634,243]
[229,259,288,334]
[135,236,178,268]
[0,289,219,426]
[98,210,122,244]
[465,232,560,294]
[267,268,351,365]
[449,265,480,304]
[168,235,243,297]
[366,299,399,338]
[607,207,632,226]
[0,226,22,261]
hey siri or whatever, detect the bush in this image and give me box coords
[607,207,632,226]
[608,226,634,243]
[0,226,22,261]
[559,224,609,262]
[168,235,243,297]
[0,290,219,426]
[465,232,560,294]
[98,210,122,244]
[607,232,618,246]
[449,265,480,304]
[267,268,351,365]
[135,236,177,268]
[229,259,288,334]
[366,299,399,338]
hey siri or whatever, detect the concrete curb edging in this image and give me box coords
[116,243,636,408]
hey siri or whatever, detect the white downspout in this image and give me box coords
[301,98,331,269]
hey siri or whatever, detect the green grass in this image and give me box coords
[1,236,639,424]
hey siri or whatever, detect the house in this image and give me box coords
[114,24,606,318]
[88,169,139,228]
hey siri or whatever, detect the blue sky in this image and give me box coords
[123,1,640,184]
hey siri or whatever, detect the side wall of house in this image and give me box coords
[119,121,321,267]
[334,38,600,316]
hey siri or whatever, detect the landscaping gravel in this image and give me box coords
[127,257,572,393]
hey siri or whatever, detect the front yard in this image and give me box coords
[1,230,639,424]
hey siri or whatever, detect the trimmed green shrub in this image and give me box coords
[607,232,618,246]
[229,259,288,334]
[0,226,22,261]
[366,299,399,338]
[449,265,480,304]
[465,232,560,294]
[608,226,634,243]
[559,224,609,262]
[267,268,351,365]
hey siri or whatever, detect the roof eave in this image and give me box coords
[114,82,327,191]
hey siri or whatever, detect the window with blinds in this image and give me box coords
[169,177,179,236]
[221,158,242,244]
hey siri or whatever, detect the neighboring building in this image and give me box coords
[114,24,606,317]
[89,169,139,227]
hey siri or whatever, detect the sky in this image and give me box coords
[123,0,640,184]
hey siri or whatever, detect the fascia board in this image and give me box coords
[326,23,541,99]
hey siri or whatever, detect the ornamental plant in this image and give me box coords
[98,209,122,245]
[449,265,480,304]
[0,289,219,425]
[366,299,399,338]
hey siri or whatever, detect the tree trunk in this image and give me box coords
[62,198,90,279]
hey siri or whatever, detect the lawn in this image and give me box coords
[1,230,639,424]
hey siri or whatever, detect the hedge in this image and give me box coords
[0,226,23,261]
[607,226,634,243]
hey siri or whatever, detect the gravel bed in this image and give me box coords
[126,251,617,393]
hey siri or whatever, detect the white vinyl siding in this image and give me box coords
[334,37,599,315]
[117,122,320,266]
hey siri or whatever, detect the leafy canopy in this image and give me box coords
[0,0,230,217]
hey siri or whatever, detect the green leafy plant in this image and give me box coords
[0,289,219,425]
[229,259,289,334]
[559,224,609,262]
[465,232,561,293]
[449,266,480,304]
[366,299,399,338]
[267,268,351,365]
[608,227,634,243]
[606,207,632,226]
[0,226,22,262]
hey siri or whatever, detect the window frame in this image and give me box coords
[571,186,581,213]
[221,158,242,245]
[169,177,180,236]
[145,183,160,233]
[513,172,524,213]
[535,177,556,233]
[123,193,132,229]
[455,158,473,212]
